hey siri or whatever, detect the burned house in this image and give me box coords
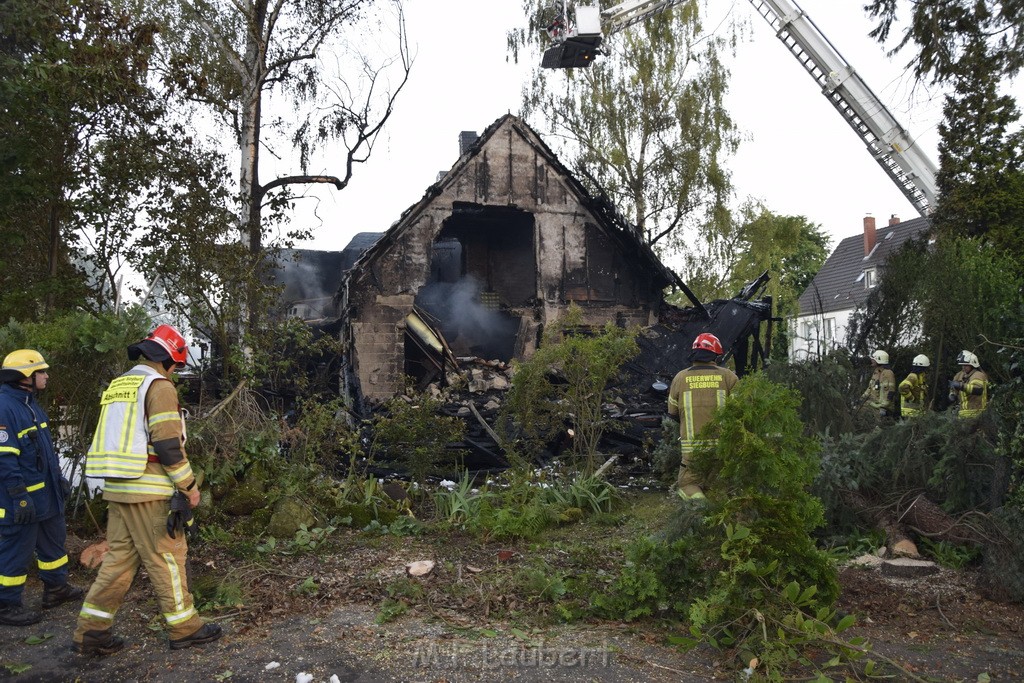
[338,115,773,407]
[338,115,683,403]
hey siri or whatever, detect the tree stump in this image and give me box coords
[881,557,940,578]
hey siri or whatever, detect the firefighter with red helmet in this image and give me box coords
[73,325,222,655]
[667,333,738,499]
[0,350,83,626]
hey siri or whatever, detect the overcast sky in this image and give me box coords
[284,0,1021,255]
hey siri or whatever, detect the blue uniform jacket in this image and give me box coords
[0,383,64,525]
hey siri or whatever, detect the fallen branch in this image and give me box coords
[593,455,619,480]
[771,616,931,683]
[468,401,502,446]
[894,492,1002,546]
[203,379,248,420]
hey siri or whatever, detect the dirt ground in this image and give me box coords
[1,524,1022,682]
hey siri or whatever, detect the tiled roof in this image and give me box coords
[797,217,931,316]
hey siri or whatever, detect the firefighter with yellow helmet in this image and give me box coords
[0,350,83,626]
[861,349,897,417]
[667,333,738,499]
[73,325,222,655]
[898,354,931,418]
[949,350,989,418]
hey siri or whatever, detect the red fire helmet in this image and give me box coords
[692,332,723,355]
[147,324,188,366]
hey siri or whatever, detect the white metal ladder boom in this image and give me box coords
[747,0,937,216]
[586,0,940,216]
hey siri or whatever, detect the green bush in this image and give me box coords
[592,535,699,621]
[595,375,849,679]
[0,307,151,465]
[370,390,466,488]
[498,304,639,473]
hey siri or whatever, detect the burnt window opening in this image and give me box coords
[413,204,534,362]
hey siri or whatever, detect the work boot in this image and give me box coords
[42,583,84,609]
[169,622,223,651]
[0,603,42,626]
[75,629,125,657]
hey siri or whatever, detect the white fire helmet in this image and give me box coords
[912,354,930,368]
[871,350,889,365]
[956,350,980,368]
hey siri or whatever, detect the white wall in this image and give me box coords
[789,309,854,361]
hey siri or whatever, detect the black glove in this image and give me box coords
[60,477,72,499]
[7,486,36,525]
[950,380,964,391]
[166,491,194,539]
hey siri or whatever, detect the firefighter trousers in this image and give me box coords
[676,448,703,497]
[74,499,204,641]
[0,515,70,606]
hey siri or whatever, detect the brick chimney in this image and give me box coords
[863,214,876,255]
[459,131,479,156]
[888,214,900,226]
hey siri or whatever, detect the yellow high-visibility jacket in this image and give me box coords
[86,364,194,500]
[898,371,928,417]
[953,368,989,418]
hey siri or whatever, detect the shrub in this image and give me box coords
[370,390,466,488]
[499,304,639,473]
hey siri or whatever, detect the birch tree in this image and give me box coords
[510,1,739,258]
[156,0,411,329]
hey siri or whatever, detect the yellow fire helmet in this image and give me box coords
[0,349,49,383]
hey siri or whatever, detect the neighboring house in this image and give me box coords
[337,114,682,404]
[790,214,931,360]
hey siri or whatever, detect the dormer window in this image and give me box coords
[864,268,876,289]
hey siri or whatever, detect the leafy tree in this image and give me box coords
[0,0,162,318]
[371,391,466,489]
[511,1,739,257]
[847,237,1021,392]
[155,0,412,331]
[499,304,639,474]
[676,204,828,360]
[866,0,1024,83]
[931,39,1024,265]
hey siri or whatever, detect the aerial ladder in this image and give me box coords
[541,0,939,217]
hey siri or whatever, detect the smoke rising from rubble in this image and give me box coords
[416,276,518,360]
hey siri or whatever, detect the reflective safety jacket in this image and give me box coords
[667,362,739,456]
[86,365,192,499]
[862,367,896,412]
[898,372,928,417]
[0,384,64,525]
[953,368,989,419]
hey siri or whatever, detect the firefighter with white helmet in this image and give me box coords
[949,350,989,418]
[898,354,931,418]
[73,325,222,655]
[0,350,83,626]
[861,349,896,417]
[667,333,738,499]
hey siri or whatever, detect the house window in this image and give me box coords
[802,321,813,340]
[823,318,835,344]
[864,268,876,289]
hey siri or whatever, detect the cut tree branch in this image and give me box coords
[258,174,345,198]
